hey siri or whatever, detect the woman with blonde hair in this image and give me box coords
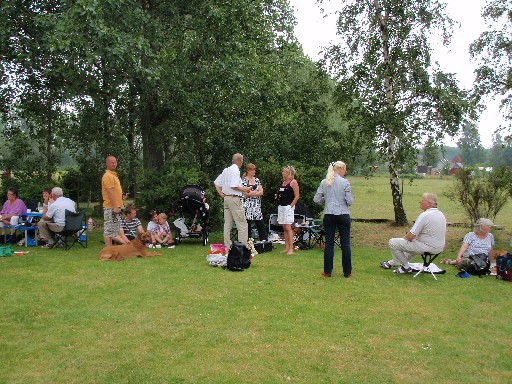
[276,165,299,255]
[314,161,353,277]
[242,163,267,241]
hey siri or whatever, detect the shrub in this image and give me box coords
[445,167,511,224]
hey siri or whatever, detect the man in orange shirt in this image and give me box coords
[102,155,123,247]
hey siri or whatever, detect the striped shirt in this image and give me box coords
[463,231,494,256]
[121,218,142,239]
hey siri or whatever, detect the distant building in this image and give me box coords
[416,165,438,175]
[449,156,463,175]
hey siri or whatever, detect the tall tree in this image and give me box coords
[489,132,512,166]
[0,0,69,180]
[321,0,472,225]
[457,122,486,165]
[423,137,440,167]
[470,0,512,139]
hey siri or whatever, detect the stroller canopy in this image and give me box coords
[174,185,207,218]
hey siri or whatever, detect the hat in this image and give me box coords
[456,271,470,278]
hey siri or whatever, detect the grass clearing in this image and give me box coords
[1,175,511,383]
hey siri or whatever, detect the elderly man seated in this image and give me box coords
[113,205,145,244]
[381,192,446,274]
[37,187,76,249]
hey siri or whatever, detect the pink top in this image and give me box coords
[1,198,27,217]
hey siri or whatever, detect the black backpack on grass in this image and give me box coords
[465,253,490,277]
[226,241,251,272]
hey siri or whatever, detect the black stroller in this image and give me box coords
[172,185,209,246]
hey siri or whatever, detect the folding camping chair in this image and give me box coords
[308,219,325,249]
[3,225,18,244]
[413,252,441,280]
[49,209,87,250]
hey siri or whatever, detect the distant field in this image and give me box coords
[348,174,512,225]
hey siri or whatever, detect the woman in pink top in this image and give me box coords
[1,188,27,236]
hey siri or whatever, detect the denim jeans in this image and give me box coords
[323,214,351,276]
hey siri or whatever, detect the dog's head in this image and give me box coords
[496,249,508,257]
[138,231,152,244]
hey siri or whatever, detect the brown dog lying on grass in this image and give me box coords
[98,231,161,261]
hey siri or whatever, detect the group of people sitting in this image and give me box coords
[0,186,76,248]
[112,208,175,248]
[380,192,496,276]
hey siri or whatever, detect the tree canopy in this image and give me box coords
[470,0,512,140]
[0,0,336,208]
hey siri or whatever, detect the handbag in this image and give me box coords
[496,253,512,281]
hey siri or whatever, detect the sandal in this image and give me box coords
[41,243,54,249]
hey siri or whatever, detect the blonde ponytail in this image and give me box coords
[326,161,346,186]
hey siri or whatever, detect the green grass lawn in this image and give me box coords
[1,175,511,383]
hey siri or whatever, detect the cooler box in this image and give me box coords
[255,240,273,254]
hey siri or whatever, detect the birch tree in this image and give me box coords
[322,0,472,225]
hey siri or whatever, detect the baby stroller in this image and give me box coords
[172,185,209,246]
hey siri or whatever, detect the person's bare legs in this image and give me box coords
[440,259,458,265]
[283,224,294,254]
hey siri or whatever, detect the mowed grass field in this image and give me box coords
[1,175,511,383]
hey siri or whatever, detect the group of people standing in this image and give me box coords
[215,154,354,277]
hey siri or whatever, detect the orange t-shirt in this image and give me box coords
[101,170,122,208]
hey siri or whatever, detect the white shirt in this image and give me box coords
[410,208,446,252]
[214,164,243,196]
[46,196,76,227]
[147,221,158,234]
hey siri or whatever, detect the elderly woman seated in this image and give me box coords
[441,218,495,270]
[0,187,27,237]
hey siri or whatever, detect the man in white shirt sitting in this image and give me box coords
[37,187,76,248]
[381,192,446,274]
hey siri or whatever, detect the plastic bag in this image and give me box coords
[0,245,14,257]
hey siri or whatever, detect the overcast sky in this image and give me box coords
[288,0,501,148]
